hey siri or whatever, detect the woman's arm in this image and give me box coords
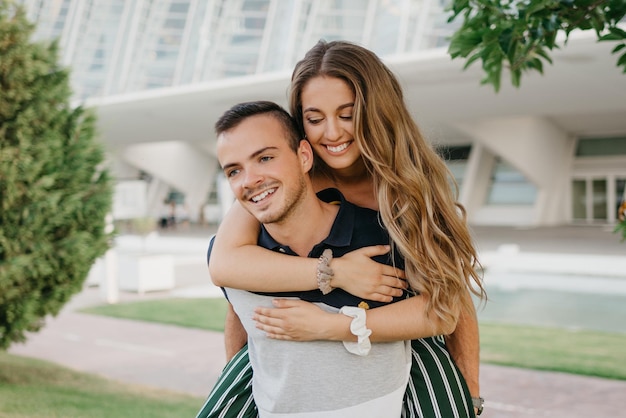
[209,201,406,302]
[209,201,317,289]
[445,291,480,397]
[253,295,458,342]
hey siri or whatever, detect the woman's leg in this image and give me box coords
[402,337,475,418]
[195,344,258,418]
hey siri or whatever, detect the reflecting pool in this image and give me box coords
[477,272,626,334]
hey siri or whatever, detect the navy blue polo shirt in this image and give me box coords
[207,188,407,309]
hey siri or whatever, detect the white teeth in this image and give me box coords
[251,188,275,202]
[327,142,349,153]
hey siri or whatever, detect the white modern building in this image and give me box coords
[19,0,626,227]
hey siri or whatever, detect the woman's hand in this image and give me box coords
[254,299,349,341]
[332,245,407,302]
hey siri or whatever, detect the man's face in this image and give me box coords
[217,114,310,225]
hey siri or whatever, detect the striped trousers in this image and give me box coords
[195,337,475,418]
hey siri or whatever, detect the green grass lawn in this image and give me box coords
[79,297,626,381]
[80,297,229,332]
[0,351,203,418]
[479,323,626,380]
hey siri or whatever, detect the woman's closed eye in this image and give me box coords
[306,117,323,125]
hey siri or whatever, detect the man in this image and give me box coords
[204,101,412,417]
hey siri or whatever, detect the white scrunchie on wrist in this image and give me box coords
[339,306,372,356]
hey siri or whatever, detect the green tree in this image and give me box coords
[0,2,113,349]
[448,0,626,91]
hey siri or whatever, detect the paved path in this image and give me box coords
[8,225,626,417]
[10,307,225,398]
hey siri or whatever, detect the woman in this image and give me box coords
[200,40,486,418]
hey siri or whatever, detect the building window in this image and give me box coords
[576,137,626,157]
[167,190,185,205]
[486,158,536,205]
[572,179,586,220]
[439,145,471,193]
[592,179,608,220]
[617,178,626,206]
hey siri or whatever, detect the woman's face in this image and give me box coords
[300,76,362,172]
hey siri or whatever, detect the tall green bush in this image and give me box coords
[0,2,113,349]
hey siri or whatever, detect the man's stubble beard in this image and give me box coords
[257,174,308,226]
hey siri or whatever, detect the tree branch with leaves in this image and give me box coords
[447,0,626,92]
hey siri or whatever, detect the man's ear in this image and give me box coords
[298,139,314,173]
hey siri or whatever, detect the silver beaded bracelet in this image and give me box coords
[316,248,334,295]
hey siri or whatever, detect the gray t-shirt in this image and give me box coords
[225,289,411,418]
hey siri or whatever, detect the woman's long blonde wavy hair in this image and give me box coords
[289,40,486,330]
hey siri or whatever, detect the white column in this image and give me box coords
[101,213,119,304]
[458,116,575,225]
[122,141,216,223]
[459,142,495,219]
